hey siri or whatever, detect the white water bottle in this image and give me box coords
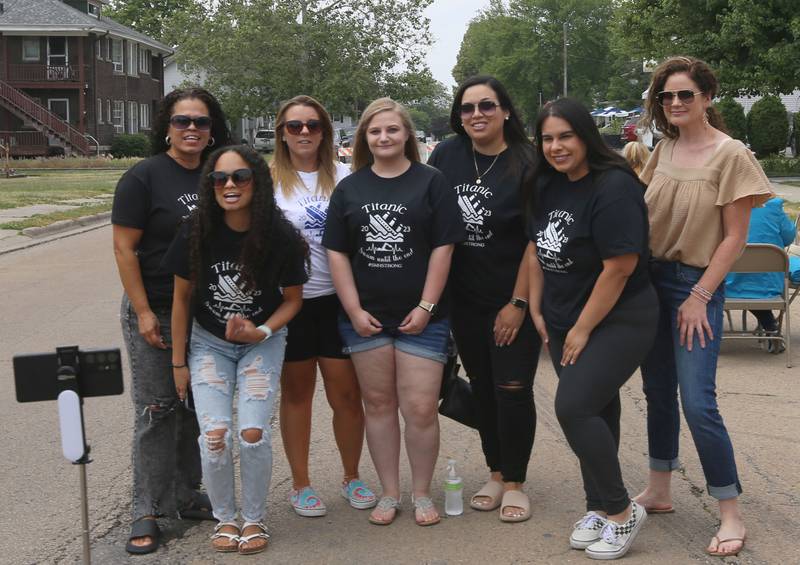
[444,459,463,516]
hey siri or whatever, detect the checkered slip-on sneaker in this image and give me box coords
[570,511,608,549]
[585,501,647,560]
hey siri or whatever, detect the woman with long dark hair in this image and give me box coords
[272,95,375,517]
[166,145,308,554]
[526,98,657,560]
[636,56,772,558]
[112,87,232,554]
[427,76,540,522]
[323,98,465,526]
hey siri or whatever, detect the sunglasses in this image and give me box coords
[656,90,703,107]
[169,114,212,131]
[282,120,323,135]
[208,168,253,188]
[459,100,501,117]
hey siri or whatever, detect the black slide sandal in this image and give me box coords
[179,492,215,521]
[125,517,161,555]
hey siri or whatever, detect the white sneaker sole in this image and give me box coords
[585,510,647,560]
[570,535,600,550]
[341,489,378,509]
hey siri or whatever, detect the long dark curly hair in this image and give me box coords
[189,145,309,292]
[150,87,232,159]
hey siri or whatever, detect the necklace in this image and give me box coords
[472,148,501,184]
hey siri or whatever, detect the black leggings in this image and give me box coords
[547,286,658,515]
[451,306,541,483]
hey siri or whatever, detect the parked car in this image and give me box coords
[621,118,639,142]
[415,130,426,142]
[253,129,275,153]
[339,127,357,148]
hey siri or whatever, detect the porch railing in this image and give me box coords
[0,130,48,155]
[7,64,88,83]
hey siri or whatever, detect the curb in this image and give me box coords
[1,213,111,256]
[21,211,111,238]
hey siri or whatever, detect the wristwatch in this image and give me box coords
[417,299,436,314]
[509,296,528,310]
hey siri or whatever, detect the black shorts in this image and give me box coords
[284,293,349,362]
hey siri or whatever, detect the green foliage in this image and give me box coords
[758,156,800,176]
[793,112,800,154]
[407,108,431,134]
[716,97,747,142]
[453,0,616,123]
[110,134,151,158]
[598,117,624,135]
[613,0,800,96]
[747,95,789,157]
[103,0,203,45]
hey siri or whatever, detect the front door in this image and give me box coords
[48,99,70,123]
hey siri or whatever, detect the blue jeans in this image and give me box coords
[338,316,450,364]
[189,322,286,522]
[640,262,742,500]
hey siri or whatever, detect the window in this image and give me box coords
[113,100,124,133]
[127,101,139,133]
[138,48,151,74]
[106,99,111,124]
[111,39,123,73]
[95,39,101,60]
[104,37,110,61]
[47,37,68,67]
[88,3,100,17]
[96,98,103,124]
[22,37,41,62]
[48,99,70,123]
[139,103,151,129]
[127,42,138,76]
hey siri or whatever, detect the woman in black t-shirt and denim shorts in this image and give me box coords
[526,98,657,560]
[323,98,465,527]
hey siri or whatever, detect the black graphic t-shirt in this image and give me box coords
[526,168,650,333]
[428,135,533,311]
[162,222,308,340]
[322,161,466,325]
[112,153,202,306]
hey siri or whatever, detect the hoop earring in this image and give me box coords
[208,137,215,147]
[165,136,171,146]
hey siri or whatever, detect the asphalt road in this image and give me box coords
[1,225,797,564]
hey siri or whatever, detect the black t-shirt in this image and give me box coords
[322,161,466,325]
[526,168,650,333]
[112,153,202,306]
[428,135,532,311]
[162,221,308,340]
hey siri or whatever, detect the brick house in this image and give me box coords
[0,0,172,156]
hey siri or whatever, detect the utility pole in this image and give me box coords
[563,22,568,97]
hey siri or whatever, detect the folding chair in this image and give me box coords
[787,215,799,308]
[723,244,792,367]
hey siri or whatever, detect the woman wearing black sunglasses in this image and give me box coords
[271,95,376,517]
[165,144,308,554]
[112,87,232,554]
[636,56,773,558]
[427,75,540,522]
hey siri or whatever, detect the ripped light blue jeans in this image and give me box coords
[189,322,285,523]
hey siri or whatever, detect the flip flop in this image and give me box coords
[368,496,401,525]
[706,535,746,557]
[499,490,531,523]
[642,504,674,514]
[125,517,161,555]
[412,496,441,526]
[469,480,504,511]
[179,491,215,520]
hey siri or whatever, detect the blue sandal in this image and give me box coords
[289,486,327,517]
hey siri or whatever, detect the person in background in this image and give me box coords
[323,98,465,526]
[622,141,651,177]
[167,145,308,554]
[636,56,773,558]
[112,87,231,555]
[272,95,376,517]
[427,75,541,523]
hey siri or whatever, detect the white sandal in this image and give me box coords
[211,521,240,553]
[238,521,270,555]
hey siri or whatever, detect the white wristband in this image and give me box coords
[256,324,272,341]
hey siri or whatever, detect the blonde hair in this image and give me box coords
[352,97,420,171]
[271,95,337,198]
[622,141,651,176]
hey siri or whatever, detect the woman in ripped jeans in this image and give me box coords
[166,145,308,554]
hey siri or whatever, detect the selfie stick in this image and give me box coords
[56,346,92,565]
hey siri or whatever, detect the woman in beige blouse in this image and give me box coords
[635,56,772,558]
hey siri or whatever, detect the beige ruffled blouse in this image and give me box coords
[641,138,773,268]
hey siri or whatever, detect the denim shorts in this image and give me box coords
[337,315,450,364]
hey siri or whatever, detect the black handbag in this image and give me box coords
[438,337,479,429]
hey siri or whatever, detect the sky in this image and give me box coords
[424,0,492,88]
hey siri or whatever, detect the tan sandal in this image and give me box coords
[211,521,240,553]
[499,490,530,523]
[369,496,401,525]
[238,521,269,555]
[706,535,745,557]
[412,496,441,526]
[470,480,504,511]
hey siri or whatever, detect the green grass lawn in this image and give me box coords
[0,169,123,209]
[782,181,800,188]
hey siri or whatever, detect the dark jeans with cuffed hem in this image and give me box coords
[121,294,202,520]
[548,285,658,515]
[641,262,742,500]
[451,305,541,484]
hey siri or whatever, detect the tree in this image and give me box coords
[747,95,789,157]
[174,0,435,121]
[716,97,747,142]
[612,0,800,96]
[103,0,204,45]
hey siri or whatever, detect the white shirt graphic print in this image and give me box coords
[536,210,575,273]
[455,182,493,247]
[204,260,263,324]
[359,203,413,268]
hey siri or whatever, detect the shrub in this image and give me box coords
[793,112,800,156]
[715,97,746,142]
[110,133,150,158]
[747,95,789,157]
[758,155,800,176]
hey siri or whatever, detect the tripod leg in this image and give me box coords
[79,463,91,565]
